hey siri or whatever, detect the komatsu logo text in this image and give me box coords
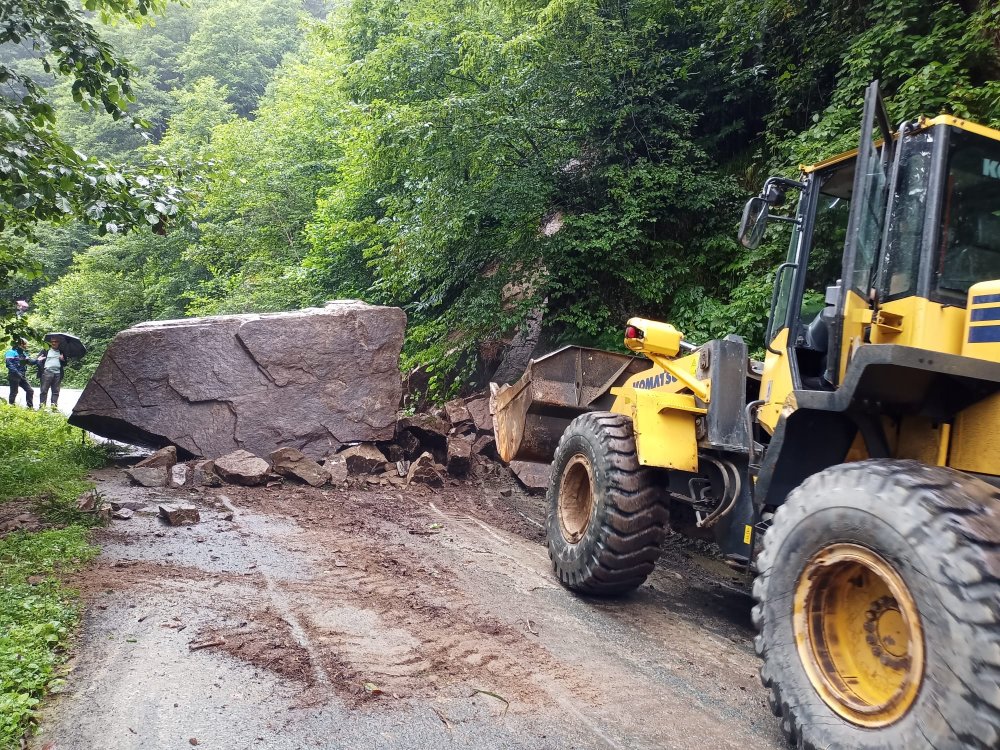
[633,372,676,390]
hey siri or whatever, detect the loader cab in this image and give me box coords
[741,82,1000,433]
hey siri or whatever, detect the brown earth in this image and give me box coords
[0,499,46,536]
[30,465,784,750]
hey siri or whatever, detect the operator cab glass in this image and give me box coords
[790,163,854,389]
[933,129,1000,304]
[875,123,1000,307]
[879,132,934,301]
[763,156,859,389]
[750,104,1000,416]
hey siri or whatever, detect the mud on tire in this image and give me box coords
[546,411,667,595]
[753,459,1000,749]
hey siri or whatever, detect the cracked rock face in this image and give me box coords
[70,301,406,459]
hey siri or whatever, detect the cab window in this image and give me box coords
[934,128,1000,304]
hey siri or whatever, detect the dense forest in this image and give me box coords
[4,0,1000,398]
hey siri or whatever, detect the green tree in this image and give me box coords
[25,0,1000,401]
[0,0,193,333]
[155,76,235,161]
[185,38,343,314]
[33,227,203,380]
[305,0,745,394]
[177,0,305,116]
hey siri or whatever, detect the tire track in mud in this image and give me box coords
[199,483,781,749]
[216,493,337,692]
[206,487,585,709]
[281,519,584,707]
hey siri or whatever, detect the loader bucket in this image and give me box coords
[492,345,647,464]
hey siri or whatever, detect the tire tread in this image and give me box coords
[754,459,1000,749]
[546,411,667,595]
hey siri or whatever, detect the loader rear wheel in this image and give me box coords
[546,412,667,595]
[753,460,1000,749]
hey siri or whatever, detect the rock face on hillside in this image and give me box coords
[70,301,406,460]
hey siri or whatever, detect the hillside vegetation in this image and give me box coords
[8,0,1000,397]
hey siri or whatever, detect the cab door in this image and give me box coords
[830,81,894,382]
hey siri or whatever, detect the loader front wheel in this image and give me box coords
[546,412,667,595]
[754,460,1000,749]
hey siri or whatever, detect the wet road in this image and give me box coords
[29,468,784,750]
[0,385,82,416]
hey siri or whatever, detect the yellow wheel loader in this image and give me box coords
[493,82,1000,748]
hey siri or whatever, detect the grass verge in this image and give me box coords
[0,407,107,749]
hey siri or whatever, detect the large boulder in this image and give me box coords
[69,301,406,460]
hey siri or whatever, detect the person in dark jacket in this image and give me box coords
[4,337,34,408]
[36,337,66,410]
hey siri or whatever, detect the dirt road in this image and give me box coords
[31,467,784,750]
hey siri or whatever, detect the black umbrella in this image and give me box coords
[43,332,87,359]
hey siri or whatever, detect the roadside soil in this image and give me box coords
[29,465,785,750]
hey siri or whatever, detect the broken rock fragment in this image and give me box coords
[214,450,270,486]
[270,447,329,487]
[340,444,387,475]
[69,301,407,460]
[443,398,471,426]
[324,455,349,485]
[76,489,100,511]
[169,464,188,488]
[465,396,493,433]
[125,466,169,488]
[135,446,177,469]
[509,460,551,492]
[446,434,473,477]
[394,429,423,460]
[397,414,449,456]
[472,434,498,459]
[192,460,220,487]
[158,504,200,526]
[110,499,146,512]
[383,443,404,463]
[406,452,444,488]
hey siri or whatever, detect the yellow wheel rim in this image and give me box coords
[793,543,924,727]
[558,454,595,544]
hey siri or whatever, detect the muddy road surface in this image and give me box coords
[32,467,784,750]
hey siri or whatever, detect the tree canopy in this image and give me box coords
[0,0,197,334]
[8,0,1000,396]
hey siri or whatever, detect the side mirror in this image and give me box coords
[738,196,769,249]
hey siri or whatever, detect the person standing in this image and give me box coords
[4,337,34,408]
[36,337,66,410]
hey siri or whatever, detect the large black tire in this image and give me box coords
[546,411,667,595]
[753,460,1000,749]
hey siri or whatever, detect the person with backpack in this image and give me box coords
[36,336,66,410]
[4,337,34,408]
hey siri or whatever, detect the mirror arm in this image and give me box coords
[762,176,806,200]
[768,215,801,225]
